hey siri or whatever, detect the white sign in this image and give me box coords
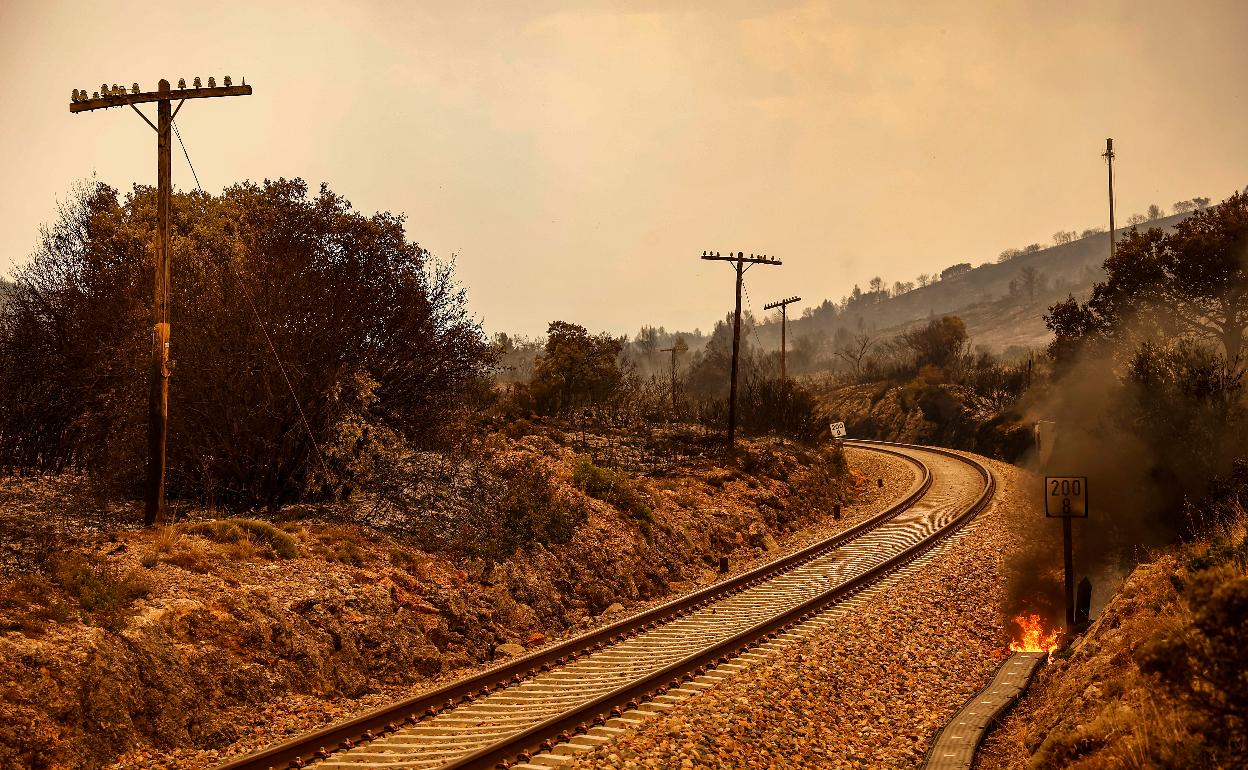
[829,421,847,438]
[1045,476,1088,518]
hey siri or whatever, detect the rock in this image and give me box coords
[495,643,526,657]
[526,632,546,646]
[602,602,626,617]
[745,522,778,552]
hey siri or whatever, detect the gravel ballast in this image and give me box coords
[568,454,1031,769]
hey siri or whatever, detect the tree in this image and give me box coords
[1127,213,1148,227]
[529,321,624,413]
[0,179,495,506]
[634,325,661,357]
[1019,265,1047,301]
[1193,196,1212,209]
[900,316,969,371]
[916,273,931,288]
[868,276,885,298]
[685,312,752,399]
[893,280,914,296]
[1174,200,1197,215]
[1053,230,1077,245]
[940,263,972,281]
[998,248,1023,263]
[1080,227,1107,239]
[1147,204,1165,220]
[834,332,874,377]
[1047,192,1248,360]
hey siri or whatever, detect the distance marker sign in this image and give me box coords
[1045,476,1088,518]
[829,421,847,438]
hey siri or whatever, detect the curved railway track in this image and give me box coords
[216,440,994,770]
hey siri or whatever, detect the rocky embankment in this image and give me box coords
[818,382,1033,462]
[978,512,1248,770]
[567,455,1031,769]
[0,436,890,770]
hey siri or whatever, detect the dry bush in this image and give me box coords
[0,574,73,635]
[0,180,496,510]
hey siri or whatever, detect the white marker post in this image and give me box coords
[829,421,847,439]
[1045,476,1088,630]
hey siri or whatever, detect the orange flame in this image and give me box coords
[1009,613,1060,654]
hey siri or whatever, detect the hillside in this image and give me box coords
[752,211,1193,355]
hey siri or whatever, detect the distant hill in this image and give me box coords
[754,210,1195,356]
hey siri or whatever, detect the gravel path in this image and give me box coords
[567,454,1030,769]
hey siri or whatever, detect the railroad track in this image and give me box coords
[216,440,994,770]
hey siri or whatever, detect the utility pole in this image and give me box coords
[69,76,253,525]
[763,295,800,380]
[1102,138,1116,258]
[658,339,687,411]
[700,251,782,447]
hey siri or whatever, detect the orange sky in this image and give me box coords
[3,1,1246,337]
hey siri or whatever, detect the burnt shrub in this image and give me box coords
[0,179,496,509]
[377,447,588,562]
[737,377,824,442]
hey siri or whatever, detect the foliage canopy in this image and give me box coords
[0,179,495,508]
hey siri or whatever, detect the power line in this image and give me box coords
[173,124,332,485]
[171,120,201,190]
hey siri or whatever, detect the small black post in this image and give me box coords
[1075,576,1092,629]
[718,555,729,574]
[833,503,842,520]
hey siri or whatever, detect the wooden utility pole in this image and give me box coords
[1102,138,1116,258]
[700,251,782,447]
[69,76,253,525]
[658,339,687,410]
[763,295,800,380]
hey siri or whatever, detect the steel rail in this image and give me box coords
[215,442,942,770]
[436,441,995,769]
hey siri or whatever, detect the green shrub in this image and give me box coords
[50,555,150,631]
[493,455,588,552]
[571,458,652,523]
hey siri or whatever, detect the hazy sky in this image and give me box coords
[3,1,1246,337]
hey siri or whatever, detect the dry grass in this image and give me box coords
[184,518,299,560]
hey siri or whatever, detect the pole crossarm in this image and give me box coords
[763,295,801,311]
[701,250,782,266]
[70,84,252,113]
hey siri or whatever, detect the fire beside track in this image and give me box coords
[215,440,995,770]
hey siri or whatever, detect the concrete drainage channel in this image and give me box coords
[215,441,993,770]
[922,652,1047,770]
